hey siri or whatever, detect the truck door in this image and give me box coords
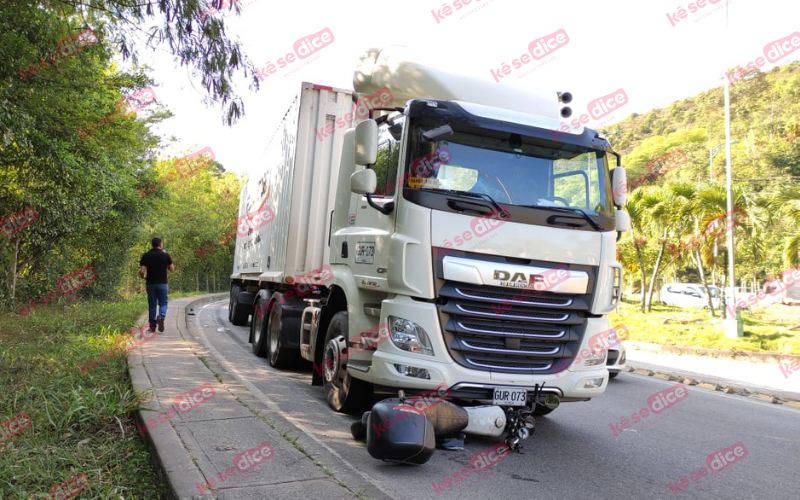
[346,120,401,292]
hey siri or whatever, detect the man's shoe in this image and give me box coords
[157,316,165,332]
[148,324,157,334]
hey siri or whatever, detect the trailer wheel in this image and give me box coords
[231,289,252,326]
[229,285,240,322]
[267,305,300,368]
[322,312,373,413]
[252,298,269,357]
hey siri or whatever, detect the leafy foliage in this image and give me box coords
[125,152,241,296]
[608,64,800,307]
[49,0,257,124]
[0,2,243,311]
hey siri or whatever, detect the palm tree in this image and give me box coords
[643,184,695,312]
[736,194,771,293]
[616,245,639,297]
[775,186,800,268]
[624,190,650,312]
[690,184,750,317]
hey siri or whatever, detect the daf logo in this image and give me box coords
[493,270,544,285]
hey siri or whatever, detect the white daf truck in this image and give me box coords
[229,47,630,414]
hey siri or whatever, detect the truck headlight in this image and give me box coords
[583,349,606,367]
[388,316,434,356]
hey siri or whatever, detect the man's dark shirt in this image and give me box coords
[140,249,173,285]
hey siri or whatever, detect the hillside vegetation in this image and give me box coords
[597,63,799,315]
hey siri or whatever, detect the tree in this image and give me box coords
[642,185,694,312]
[623,190,649,312]
[40,0,259,124]
[0,3,159,306]
[609,63,800,305]
[127,151,241,294]
[775,186,800,268]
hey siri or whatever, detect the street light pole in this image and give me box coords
[709,141,738,182]
[722,0,741,338]
[710,144,723,182]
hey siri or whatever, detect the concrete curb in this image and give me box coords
[626,341,800,365]
[624,363,800,405]
[128,294,223,500]
[182,296,392,500]
[130,355,212,500]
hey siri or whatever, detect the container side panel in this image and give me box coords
[285,86,353,277]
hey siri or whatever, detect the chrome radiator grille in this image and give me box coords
[438,281,591,374]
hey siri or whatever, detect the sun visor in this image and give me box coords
[353,46,561,119]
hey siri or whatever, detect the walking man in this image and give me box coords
[139,238,174,333]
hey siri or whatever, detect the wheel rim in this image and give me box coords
[268,308,281,362]
[323,335,350,407]
[253,300,264,344]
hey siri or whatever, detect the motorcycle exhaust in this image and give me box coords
[462,406,506,437]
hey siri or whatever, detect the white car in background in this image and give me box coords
[660,283,721,310]
[765,281,800,306]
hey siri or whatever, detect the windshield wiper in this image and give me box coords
[519,205,603,231]
[423,189,504,214]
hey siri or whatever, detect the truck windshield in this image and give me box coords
[405,127,614,216]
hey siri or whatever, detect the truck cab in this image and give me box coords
[318,48,629,412]
[231,47,630,415]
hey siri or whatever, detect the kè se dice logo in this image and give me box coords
[174,383,216,414]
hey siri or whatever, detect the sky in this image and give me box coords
[132,0,800,177]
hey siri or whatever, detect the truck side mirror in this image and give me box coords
[351,169,377,195]
[615,209,630,232]
[355,120,378,165]
[611,167,627,207]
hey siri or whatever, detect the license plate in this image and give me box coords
[492,387,528,406]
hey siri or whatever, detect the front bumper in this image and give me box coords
[357,297,610,402]
[607,345,626,374]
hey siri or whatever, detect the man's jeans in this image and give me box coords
[146,283,169,329]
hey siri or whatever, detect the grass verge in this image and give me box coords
[610,298,800,354]
[0,298,164,499]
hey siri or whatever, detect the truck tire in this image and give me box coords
[231,289,253,326]
[267,305,300,369]
[252,297,269,357]
[322,312,373,413]
[229,285,241,322]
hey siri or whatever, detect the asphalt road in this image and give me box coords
[193,299,799,499]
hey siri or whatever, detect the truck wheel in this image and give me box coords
[267,305,300,368]
[322,312,373,413]
[229,285,240,322]
[532,404,556,416]
[231,289,252,326]
[252,298,269,357]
